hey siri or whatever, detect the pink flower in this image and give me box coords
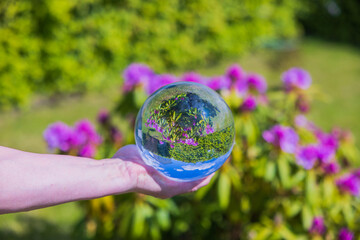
[206,76,231,91]
[122,63,154,92]
[246,73,267,94]
[181,72,205,84]
[336,174,360,196]
[146,74,177,95]
[316,133,338,163]
[296,95,310,113]
[338,228,354,240]
[44,119,102,158]
[74,120,102,147]
[79,145,96,158]
[309,217,326,235]
[296,145,318,169]
[241,96,257,111]
[226,64,245,82]
[281,67,312,92]
[263,125,299,153]
[205,124,214,134]
[97,109,110,126]
[43,122,74,152]
[323,162,340,174]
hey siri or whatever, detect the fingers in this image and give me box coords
[168,173,215,195]
[190,173,215,192]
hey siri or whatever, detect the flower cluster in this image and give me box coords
[263,125,299,154]
[309,216,326,235]
[122,63,268,112]
[336,173,360,196]
[338,228,354,240]
[258,65,360,203]
[308,217,355,239]
[281,67,312,92]
[295,132,339,171]
[43,120,102,158]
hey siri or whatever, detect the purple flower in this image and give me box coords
[181,72,205,84]
[226,64,245,82]
[74,120,102,147]
[262,125,299,153]
[241,96,257,111]
[246,73,267,94]
[296,95,310,113]
[97,109,110,126]
[294,114,308,128]
[79,144,96,158]
[184,138,198,146]
[205,124,214,134]
[323,162,340,174]
[110,126,123,145]
[336,174,360,196]
[296,145,318,169]
[147,74,177,95]
[122,63,154,92]
[43,122,75,152]
[281,67,312,91]
[353,169,360,178]
[338,228,354,240]
[206,76,231,91]
[316,133,338,163]
[309,217,326,235]
[234,78,248,96]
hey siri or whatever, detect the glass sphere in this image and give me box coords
[135,82,235,181]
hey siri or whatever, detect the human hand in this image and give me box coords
[113,145,214,199]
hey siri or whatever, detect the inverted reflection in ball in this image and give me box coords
[135,82,235,181]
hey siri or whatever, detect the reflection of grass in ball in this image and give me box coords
[168,125,234,163]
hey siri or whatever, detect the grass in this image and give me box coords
[0,38,359,238]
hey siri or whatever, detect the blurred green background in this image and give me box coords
[0,0,359,239]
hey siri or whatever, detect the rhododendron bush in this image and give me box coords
[44,64,360,239]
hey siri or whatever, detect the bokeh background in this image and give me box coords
[0,0,359,239]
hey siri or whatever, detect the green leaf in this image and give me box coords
[278,155,290,188]
[134,87,148,108]
[175,112,182,121]
[323,176,334,206]
[284,200,302,217]
[228,166,241,190]
[289,170,305,187]
[132,204,145,238]
[150,223,161,240]
[218,172,231,210]
[301,205,312,229]
[195,172,218,200]
[265,161,276,181]
[306,170,317,205]
[156,209,170,230]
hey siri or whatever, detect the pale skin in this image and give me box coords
[0,145,213,214]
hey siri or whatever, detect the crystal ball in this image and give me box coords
[135,82,235,181]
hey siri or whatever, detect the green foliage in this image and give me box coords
[0,0,304,108]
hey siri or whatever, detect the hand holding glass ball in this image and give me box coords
[135,82,235,181]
